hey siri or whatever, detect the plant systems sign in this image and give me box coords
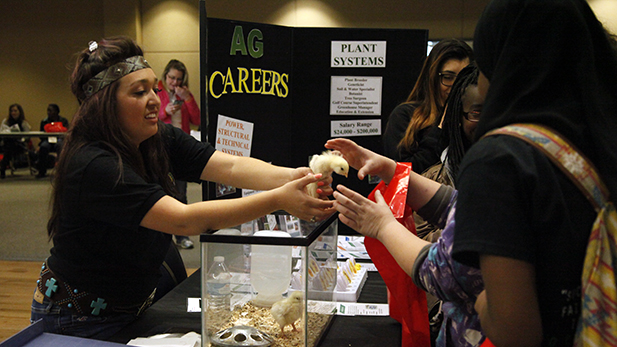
[331,41,387,68]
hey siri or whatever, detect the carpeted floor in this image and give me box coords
[0,169,202,269]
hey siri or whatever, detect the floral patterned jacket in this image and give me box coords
[413,190,486,347]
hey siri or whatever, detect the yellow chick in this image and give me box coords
[270,291,303,334]
[307,150,349,198]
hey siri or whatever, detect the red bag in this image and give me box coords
[365,162,430,347]
[480,338,496,347]
[43,122,67,133]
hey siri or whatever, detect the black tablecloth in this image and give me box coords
[110,269,401,346]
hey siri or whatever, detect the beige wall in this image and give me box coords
[205,0,487,38]
[141,0,200,106]
[0,0,489,137]
[0,1,105,134]
[1,0,616,139]
[588,0,617,35]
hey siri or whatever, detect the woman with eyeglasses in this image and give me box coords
[383,38,473,174]
[437,63,483,186]
[414,63,482,241]
[157,59,200,135]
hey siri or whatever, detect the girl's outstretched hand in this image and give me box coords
[325,138,396,184]
[332,184,397,239]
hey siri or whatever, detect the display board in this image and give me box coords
[200,2,427,234]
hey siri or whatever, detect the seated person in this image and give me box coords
[1,103,32,179]
[37,104,69,178]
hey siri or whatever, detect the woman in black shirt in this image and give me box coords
[32,36,334,340]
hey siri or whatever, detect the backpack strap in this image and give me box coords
[483,123,609,212]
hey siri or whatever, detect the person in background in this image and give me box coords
[31,36,334,340]
[415,63,482,242]
[383,38,473,174]
[37,104,69,178]
[157,59,200,134]
[409,63,484,343]
[0,104,32,179]
[452,0,617,345]
[157,59,200,249]
[435,63,481,187]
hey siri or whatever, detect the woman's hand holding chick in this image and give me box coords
[292,167,334,199]
[276,172,335,222]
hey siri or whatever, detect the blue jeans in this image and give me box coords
[31,294,137,340]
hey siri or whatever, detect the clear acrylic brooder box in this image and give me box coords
[200,212,338,347]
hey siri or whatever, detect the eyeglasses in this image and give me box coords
[438,72,457,87]
[166,75,183,82]
[463,110,481,122]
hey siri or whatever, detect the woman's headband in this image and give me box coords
[82,54,151,100]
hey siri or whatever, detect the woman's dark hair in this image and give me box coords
[48,36,176,239]
[399,38,474,151]
[162,59,190,89]
[441,63,479,180]
[7,103,26,129]
[473,0,617,198]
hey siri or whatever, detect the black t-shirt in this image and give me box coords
[47,125,215,304]
[383,103,443,174]
[452,135,595,346]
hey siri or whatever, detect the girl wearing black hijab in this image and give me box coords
[452,0,617,345]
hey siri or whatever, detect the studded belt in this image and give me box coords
[35,262,155,317]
